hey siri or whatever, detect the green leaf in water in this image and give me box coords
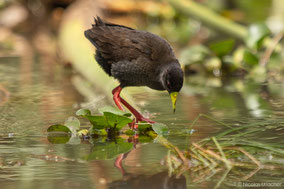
[103,112,133,130]
[137,122,153,134]
[64,116,80,133]
[47,124,72,134]
[76,109,91,116]
[99,106,132,117]
[85,115,107,130]
[138,135,153,143]
[90,128,108,136]
[152,123,169,135]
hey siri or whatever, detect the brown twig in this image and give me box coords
[260,32,284,67]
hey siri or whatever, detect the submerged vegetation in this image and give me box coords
[160,115,284,188]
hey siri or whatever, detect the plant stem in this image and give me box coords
[169,0,248,40]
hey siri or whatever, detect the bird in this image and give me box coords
[84,16,184,125]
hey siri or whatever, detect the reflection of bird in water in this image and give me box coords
[108,171,186,189]
[84,16,184,126]
[113,137,186,189]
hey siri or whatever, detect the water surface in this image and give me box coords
[1,57,284,188]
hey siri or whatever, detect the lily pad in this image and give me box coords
[90,128,108,136]
[104,112,133,130]
[64,116,80,133]
[99,106,132,117]
[138,135,153,143]
[76,109,91,116]
[152,123,169,135]
[47,124,72,134]
[77,107,133,133]
[84,115,107,130]
[137,122,153,133]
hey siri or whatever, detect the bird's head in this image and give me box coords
[162,65,184,113]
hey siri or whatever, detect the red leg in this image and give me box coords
[112,86,124,111]
[112,86,155,124]
[120,98,155,123]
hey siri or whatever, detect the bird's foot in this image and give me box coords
[136,116,156,124]
[128,119,138,130]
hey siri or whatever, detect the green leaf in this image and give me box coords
[138,135,153,143]
[64,116,80,133]
[90,128,108,136]
[137,122,153,133]
[246,24,270,49]
[152,123,169,135]
[103,112,132,130]
[243,49,259,67]
[77,107,133,132]
[47,124,72,134]
[209,39,235,57]
[85,115,107,130]
[99,106,131,117]
[87,139,133,160]
[76,109,91,116]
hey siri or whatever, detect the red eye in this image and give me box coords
[167,81,171,88]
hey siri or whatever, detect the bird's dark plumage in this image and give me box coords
[84,16,184,92]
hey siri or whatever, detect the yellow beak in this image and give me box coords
[170,92,178,113]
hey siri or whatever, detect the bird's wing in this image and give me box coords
[84,17,174,64]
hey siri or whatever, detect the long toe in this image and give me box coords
[137,116,156,124]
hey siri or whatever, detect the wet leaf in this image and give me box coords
[138,135,153,143]
[99,106,131,117]
[87,139,133,160]
[209,39,235,57]
[85,115,107,130]
[104,112,133,130]
[47,124,72,134]
[90,129,108,136]
[76,109,91,116]
[76,106,133,133]
[64,116,80,132]
[246,24,270,49]
[137,122,153,133]
[152,123,169,135]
